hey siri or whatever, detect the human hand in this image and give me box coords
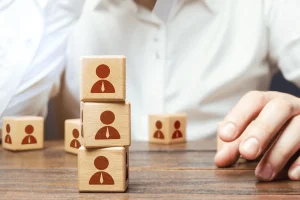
[214,91,300,181]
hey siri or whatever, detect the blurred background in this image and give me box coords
[45,71,300,140]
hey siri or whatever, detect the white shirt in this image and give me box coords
[0,0,83,125]
[64,0,300,141]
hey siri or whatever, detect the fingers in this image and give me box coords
[214,138,240,167]
[255,115,300,181]
[289,153,300,181]
[219,91,274,142]
[239,97,297,160]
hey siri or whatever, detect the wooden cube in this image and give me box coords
[149,114,187,144]
[82,102,131,148]
[2,116,44,151]
[64,119,82,155]
[81,56,126,102]
[78,146,128,192]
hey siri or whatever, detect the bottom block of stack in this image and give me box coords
[78,146,129,192]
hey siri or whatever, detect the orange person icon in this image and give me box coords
[172,120,183,139]
[5,124,12,144]
[70,128,81,149]
[89,156,114,185]
[153,120,164,139]
[21,125,37,145]
[95,111,120,140]
[91,64,115,93]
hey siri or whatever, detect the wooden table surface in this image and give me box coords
[0,139,299,200]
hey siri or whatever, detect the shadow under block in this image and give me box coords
[64,119,82,155]
[81,55,126,102]
[2,116,44,151]
[149,114,187,144]
[78,146,128,192]
[82,102,131,148]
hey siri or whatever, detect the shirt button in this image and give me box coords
[154,37,159,42]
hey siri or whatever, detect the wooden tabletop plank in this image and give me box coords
[0,168,300,199]
[0,140,257,170]
[1,140,299,199]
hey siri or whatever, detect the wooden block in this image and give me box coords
[2,116,44,151]
[82,102,131,148]
[78,146,128,192]
[81,55,126,102]
[149,114,187,144]
[64,119,82,155]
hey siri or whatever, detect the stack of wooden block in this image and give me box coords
[78,56,130,192]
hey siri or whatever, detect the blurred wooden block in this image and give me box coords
[64,119,82,155]
[78,146,128,192]
[2,116,44,151]
[82,102,131,148]
[149,114,187,144]
[81,56,126,102]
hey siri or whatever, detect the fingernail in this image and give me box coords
[257,163,274,180]
[220,122,236,139]
[289,166,300,180]
[242,137,259,157]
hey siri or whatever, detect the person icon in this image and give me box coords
[5,124,12,144]
[153,120,164,139]
[91,64,115,93]
[89,156,114,185]
[70,128,81,149]
[21,125,37,145]
[172,120,183,139]
[95,110,120,140]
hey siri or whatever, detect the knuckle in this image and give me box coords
[291,115,300,124]
[272,98,294,115]
[243,91,266,108]
[274,146,289,162]
[251,120,270,135]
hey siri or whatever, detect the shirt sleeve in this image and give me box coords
[2,0,84,119]
[266,0,300,87]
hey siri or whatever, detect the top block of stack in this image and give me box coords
[81,56,126,102]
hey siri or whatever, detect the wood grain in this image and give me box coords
[0,169,300,199]
[0,140,299,199]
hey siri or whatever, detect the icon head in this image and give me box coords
[96,64,110,78]
[94,156,109,170]
[100,111,115,125]
[25,125,34,134]
[155,121,162,130]
[6,124,10,133]
[174,121,181,129]
[72,129,79,138]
